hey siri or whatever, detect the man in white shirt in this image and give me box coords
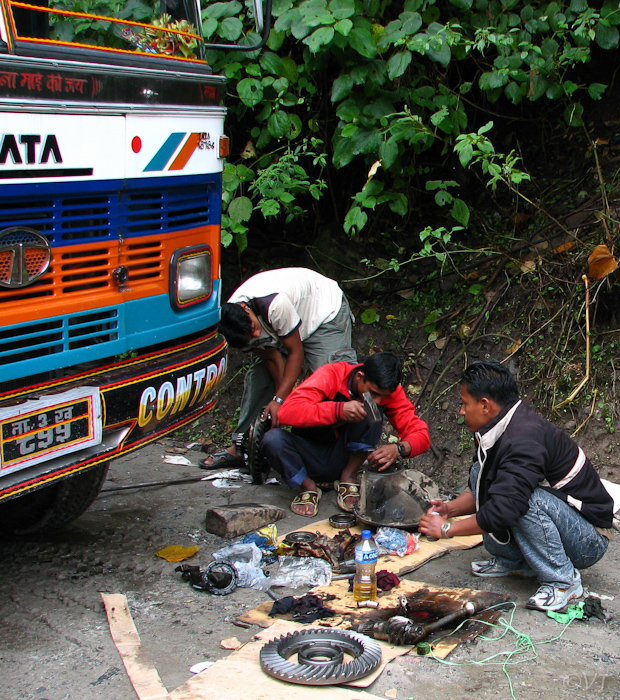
[200,267,357,468]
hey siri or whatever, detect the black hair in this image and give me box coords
[362,352,402,392]
[461,361,519,407]
[218,302,253,348]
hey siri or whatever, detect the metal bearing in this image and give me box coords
[283,531,317,544]
[329,513,357,529]
[260,628,382,685]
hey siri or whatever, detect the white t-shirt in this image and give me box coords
[228,268,344,346]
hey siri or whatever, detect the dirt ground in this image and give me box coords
[1,426,620,700]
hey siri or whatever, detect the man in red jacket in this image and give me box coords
[259,352,430,517]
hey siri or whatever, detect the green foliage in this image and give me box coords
[221,138,327,250]
[199,0,620,252]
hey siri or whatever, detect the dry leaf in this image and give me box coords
[507,340,522,355]
[554,241,576,255]
[240,141,256,159]
[435,337,447,349]
[588,244,618,280]
[220,637,241,650]
[155,545,199,562]
[367,160,382,179]
[519,258,537,273]
[456,324,470,340]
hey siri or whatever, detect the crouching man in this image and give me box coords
[419,360,613,612]
[260,352,430,517]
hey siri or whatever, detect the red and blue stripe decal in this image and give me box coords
[144,133,202,172]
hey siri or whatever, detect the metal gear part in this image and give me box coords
[245,414,271,484]
[259,628,382,685]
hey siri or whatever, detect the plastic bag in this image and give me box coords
[267,556,332,589]
[375,527,419,557]
[212,542,262,567]
[212,542,267,589]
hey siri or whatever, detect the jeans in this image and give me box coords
[470,462,609,587]
[260,416,382,488]
[233,296,357,440]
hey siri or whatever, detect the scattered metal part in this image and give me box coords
[362,391,383,425]
[416,642,431,655]
[265,589,279,601]
[204,561,238,596]
[260,628,381,685]
[283,531,317,545]
[175,562,238,595]
[101,475,207,492]
[356,600,483,646]
[246,415,271,484]
[329,513,357,529]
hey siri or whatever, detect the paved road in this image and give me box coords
[1,439,619,700]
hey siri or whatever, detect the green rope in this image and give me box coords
[428,603,580,700]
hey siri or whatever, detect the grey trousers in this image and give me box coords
[232,296,357,441]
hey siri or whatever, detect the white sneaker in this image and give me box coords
[471,558,535,578]
[526,582,583,612]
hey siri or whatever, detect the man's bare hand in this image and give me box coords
[426,499,449,518]
[418,511,446,539]
[261,400,282,427]
[341,400,367,422]
[366,444,399,471]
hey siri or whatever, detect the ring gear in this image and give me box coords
[260,628,381,685]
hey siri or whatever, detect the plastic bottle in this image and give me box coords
[353,530,378,602]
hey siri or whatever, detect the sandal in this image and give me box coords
[198,449,245,470]
[335,481,360,513]
[291,488,322,518]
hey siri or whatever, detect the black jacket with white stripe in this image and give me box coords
[472,399,613,540]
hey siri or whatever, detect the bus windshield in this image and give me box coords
[5,0,205,63]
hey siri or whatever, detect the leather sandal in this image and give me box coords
[198,449,245,470]
[291,488,322,518]
[335,481,360,513]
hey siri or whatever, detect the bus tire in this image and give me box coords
[0,463,109,536]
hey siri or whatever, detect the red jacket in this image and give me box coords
[278,362,430,457]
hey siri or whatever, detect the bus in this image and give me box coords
[0,0,266,534]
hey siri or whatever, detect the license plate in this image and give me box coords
[0,388,102,474]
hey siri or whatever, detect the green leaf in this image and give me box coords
[203,1,243,20]
[237,78,264,107]
[286,114,303,139]
[343,205,368,234]
[595,23,619,49]
[448,0,472,8]
[267,110,290,138]
[435,190,453,206]
[361,308,380,324]
[218,17,243,40]
[387,193,408,215]
[387,51,413,79]
[348,26,376,58]
[330,0,355,19]
[332,73,354,102]
[450,198,470,226]
[202,17,218,38]
[588,83,608,100]
[335,18,353,35]
[260,51,285,75]
[303,25,335,51]
[505,81,525,104]
[228,196,254,222]
[379,140,399,169]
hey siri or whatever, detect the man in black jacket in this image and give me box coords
[419,361,613,612]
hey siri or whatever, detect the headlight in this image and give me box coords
[170,245,212,309]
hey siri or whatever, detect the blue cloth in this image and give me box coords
[470,462,609,588]
[260,417,382,488]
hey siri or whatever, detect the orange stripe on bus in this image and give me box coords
[169,133,201,171]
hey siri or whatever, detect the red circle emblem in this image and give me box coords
[131,137,142,153]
